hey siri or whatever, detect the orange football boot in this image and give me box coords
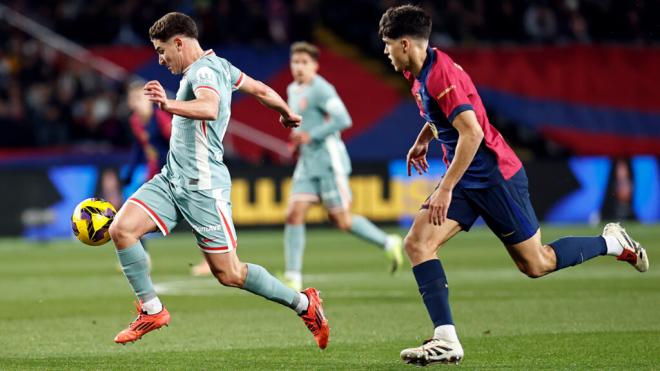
[114,302,171,344]
[300,288,330,350]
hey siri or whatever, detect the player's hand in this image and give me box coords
[407,141,430,176]
[427,185,452,225]
[290,131,311,145]
[144,80,169,110]
[280,112,302,128]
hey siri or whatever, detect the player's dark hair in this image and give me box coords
[149,12,198,41]
[378,4,432,40]
[290,41,320,61]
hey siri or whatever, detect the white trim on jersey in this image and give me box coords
[324,135,351,210]
[212,188,237,251]
[194,85,220,99]
[325,135,345,174]
[195,120,212,189]
[334,173,351,210]
[290,193,321,203]
[232,72,245,91]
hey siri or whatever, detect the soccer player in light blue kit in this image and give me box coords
[108,12,329,349]
[282,42,404,291]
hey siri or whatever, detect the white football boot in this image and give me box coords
[400,338,464,366]
[602,222,649,272]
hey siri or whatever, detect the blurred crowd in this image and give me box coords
[0,0,656,149]
[324,0,659,56]
[0,26,129,148]
[5,0,318,47]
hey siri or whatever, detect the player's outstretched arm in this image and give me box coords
[305,94,352,141]
[238,74,301,128]
[144,80,219,121]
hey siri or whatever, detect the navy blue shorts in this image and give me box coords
[422,169,539,245]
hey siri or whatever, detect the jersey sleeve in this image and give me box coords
[307,83,352,141]
[427,61,474,124]
[228,62,245,91]
[317,84,351,122]
[190,64,222,100]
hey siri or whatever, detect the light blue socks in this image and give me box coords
[243,263,303,311]
[284,224,305,273]
[350,215,387,248]
[116,241,156,302]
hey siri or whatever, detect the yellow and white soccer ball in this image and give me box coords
[71,198,117,246]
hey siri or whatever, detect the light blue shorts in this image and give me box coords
[290,173,352,211]
[127,174,237,253]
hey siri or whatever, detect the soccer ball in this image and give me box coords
[71,198,117,246]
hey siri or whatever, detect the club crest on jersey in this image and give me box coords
[196,66,214,82]
[298,98,308,111]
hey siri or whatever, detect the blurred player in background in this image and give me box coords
[379,5,649,366]
[108,12,329,349]
[280,42,404,291]
[123,80,172,187]
[114,80,172,269]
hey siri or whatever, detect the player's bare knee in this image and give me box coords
[334,218,351,231]
[404,234,428,260]
[285,209,304,224]
[214,269,244,288]
[404,234,419,252]
[109,220,131,244]
[518,262,548,279]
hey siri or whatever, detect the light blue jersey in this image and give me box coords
[287,75,352,179]
[162,49,244,190]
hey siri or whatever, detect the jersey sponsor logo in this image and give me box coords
[191,223,224,233]
[436,85,456,100]
[500,230,516,238]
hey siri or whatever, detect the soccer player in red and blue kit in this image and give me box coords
[379,5,649,366]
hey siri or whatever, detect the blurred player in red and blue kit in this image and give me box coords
[124,80,172,186]
[379,4,649,366]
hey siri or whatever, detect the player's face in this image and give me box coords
[382,37,407,72]
[152,37,184,74]
[290,52,318,84]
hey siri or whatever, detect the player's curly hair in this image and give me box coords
[149,12,198,41]
[378,5,432,40]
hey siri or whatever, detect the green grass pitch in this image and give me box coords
[1,224,658,370]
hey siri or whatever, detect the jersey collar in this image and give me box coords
[416,47,436,82]
[183,49,216,75]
